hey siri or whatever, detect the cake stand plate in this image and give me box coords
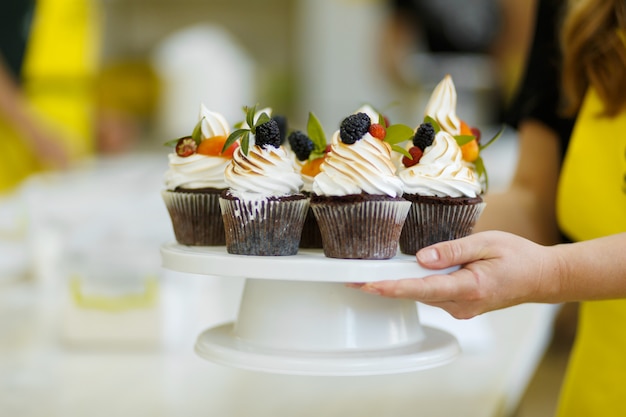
[195,323,460,376]
[160,243,459,282]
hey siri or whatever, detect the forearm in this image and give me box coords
[476,186,561,245]
[476,120,563,245]
[547,233,626,302]
[0,58,38,140]
[0,57,69,168]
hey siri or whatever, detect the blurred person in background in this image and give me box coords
[382,0,502,87]
[0,0,102,194]
[386,0,502,56]
[357,0,626,415]
[382,0,535,120]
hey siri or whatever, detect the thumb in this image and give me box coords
[416,234,483,269]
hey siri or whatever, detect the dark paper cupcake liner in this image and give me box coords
[311,199,411,260]
[399,195,486,255]
[161,190,225,246]
[219,196,309,256]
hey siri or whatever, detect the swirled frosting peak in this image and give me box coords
[312,113,404,197]
[424,74,461,136]
[199,103,230,138]
[224,144,303,200]
[399,130,482,198]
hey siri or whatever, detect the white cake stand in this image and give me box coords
[161,243,461,376]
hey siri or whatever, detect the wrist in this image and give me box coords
[545,243,573,303]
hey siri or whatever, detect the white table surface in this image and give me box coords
[0,273,557,417]
[0,149,559,417]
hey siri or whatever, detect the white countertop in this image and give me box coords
[0,148,558,417]
[0,273,557,417]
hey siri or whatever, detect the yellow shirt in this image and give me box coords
[555,88,626,416]
[0,0,101,193]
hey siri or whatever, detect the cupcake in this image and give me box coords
[396,74,504,255]
[220,106,308,256]
[286,112,329,248]
[310,108,410,259]
[162,104,238,246]
[397,123,485,254]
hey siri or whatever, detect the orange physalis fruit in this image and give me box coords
[301,156,325,177]
[461,139,480,162]
[197,135,238,158]
[459,120,473,136]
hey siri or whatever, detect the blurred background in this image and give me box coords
[1,1,570,416]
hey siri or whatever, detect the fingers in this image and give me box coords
[360,269,479,302]
[416,233,492,269]
[357,271,487,319]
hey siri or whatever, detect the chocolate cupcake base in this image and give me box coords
[399,194,486,255]
[310,194,411,260]
[219,192,309,256]
[161,188,226,246]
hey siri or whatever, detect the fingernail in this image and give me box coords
[417,248,439,263]
[360,284,381,295]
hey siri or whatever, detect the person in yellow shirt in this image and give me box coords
[0,0,101,193]
[354,0,626,415]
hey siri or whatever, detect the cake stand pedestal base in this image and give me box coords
[160,244,461,375]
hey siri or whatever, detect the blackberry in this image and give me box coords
[413,122,436,150]
[272,115,288,145]
[288,130,314,161]
[339,112,370,144]
[255,119,281,149]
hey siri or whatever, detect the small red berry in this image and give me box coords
[470,127,481,143]
[402,146,423,167]
[369,123,386,140]
[175,136,197,157]
[325,144,332,153]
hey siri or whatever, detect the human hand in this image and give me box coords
[354,231,561,319]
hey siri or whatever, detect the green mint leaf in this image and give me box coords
[306,112,327,153]
[245,104,257,130]
[309,150,326,161]
[474,156,489,191]
[223,128,248,153]
[423,116,440,133]
[253,112,271,131]
[391,144,412,159]
[163,137,184,147]
[385,124,414,145]
[240,131,250,156]
[191,117,204,145]
[454,134,476,146]
[479,124,505,151]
